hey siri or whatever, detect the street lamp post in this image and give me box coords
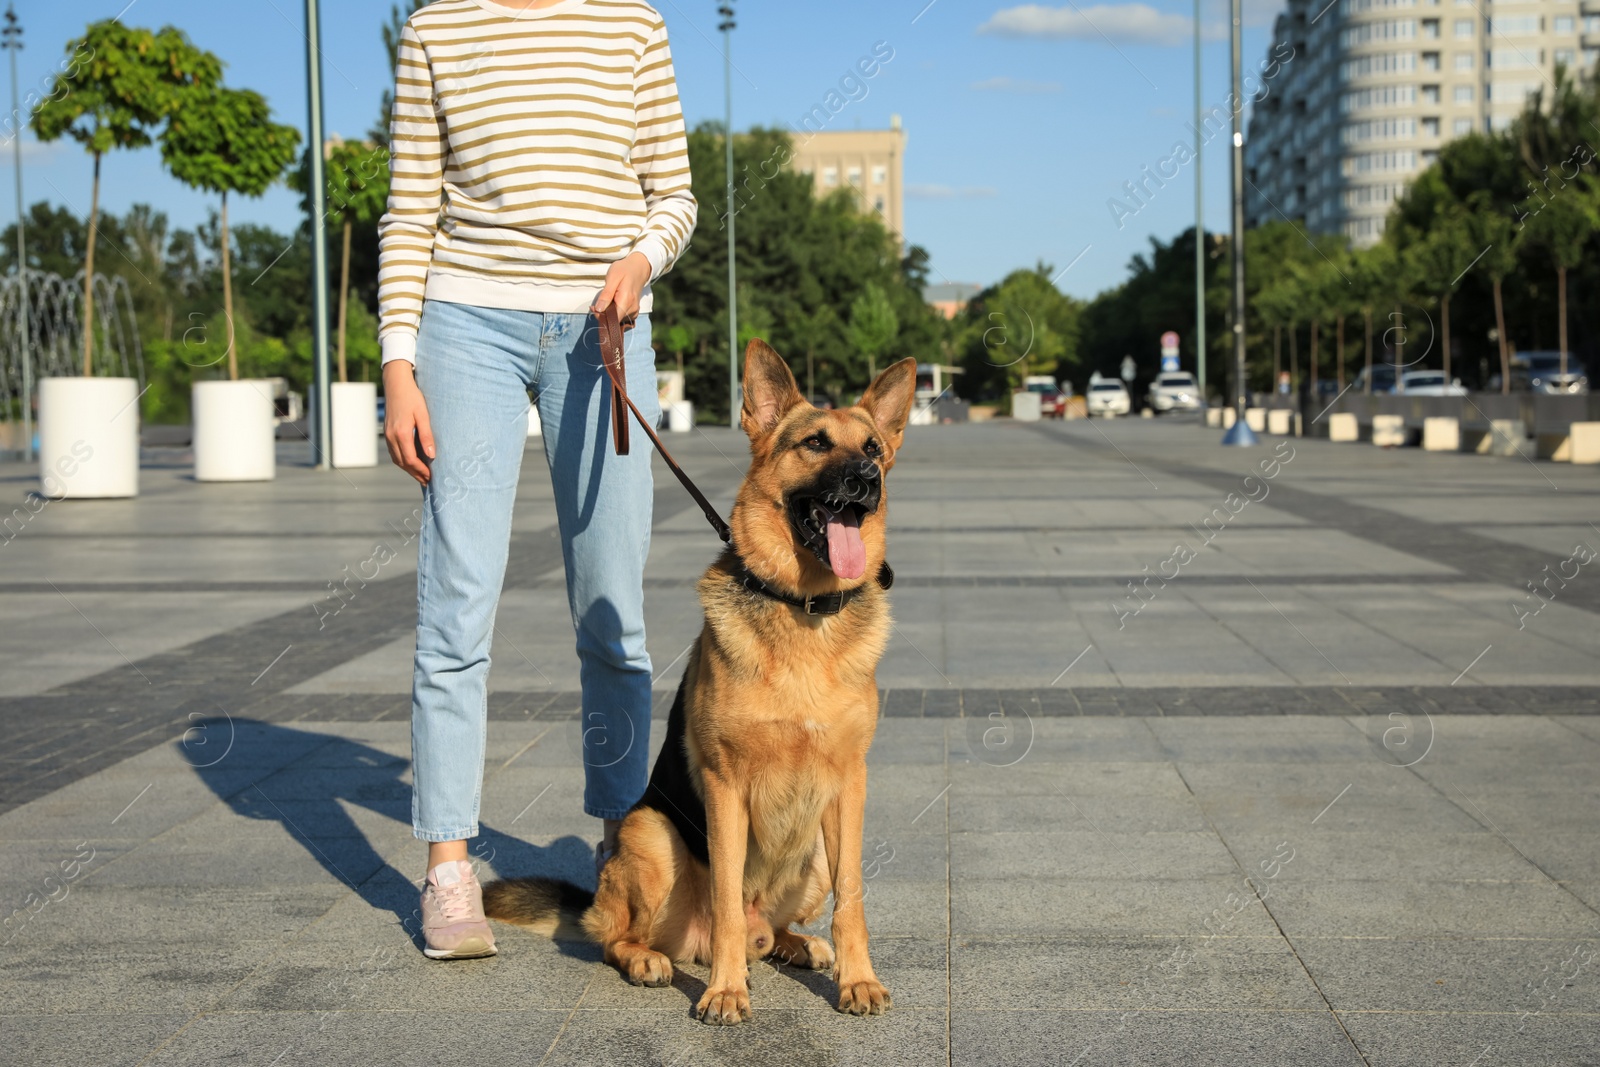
[1220,0,1258,446]
[718,3,737,426]
[304,0,333,469]
[3,3,30,463]
[1193,0,1205,408]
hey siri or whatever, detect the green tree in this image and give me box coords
[848,283,899,381]
[32,21,220,376]
[1404,208,1476,381]
[161,86,301,380]
[957,265,1080,397]
[292,140,391,382]
[1465,194,1520,393]
[1521,180,1598,385]
[650,124,938,420]
[1348,244,1399,390]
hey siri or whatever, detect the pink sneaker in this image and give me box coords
[420,860,498,960]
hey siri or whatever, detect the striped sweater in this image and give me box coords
[378,0,698,365]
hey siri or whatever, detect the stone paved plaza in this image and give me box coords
[2,417,1598,1066]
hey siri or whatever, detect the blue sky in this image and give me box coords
[6,0,1280,300]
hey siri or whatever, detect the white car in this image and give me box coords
[1146,372,1202,413]
[1399,370,1467,396]
[1087,380,1132,416]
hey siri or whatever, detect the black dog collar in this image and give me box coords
[734,559,895,616]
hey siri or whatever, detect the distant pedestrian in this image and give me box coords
[376,0,696,959]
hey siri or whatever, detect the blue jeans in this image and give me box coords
[409,300,659,841]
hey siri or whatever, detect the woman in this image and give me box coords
[377,0,696,959]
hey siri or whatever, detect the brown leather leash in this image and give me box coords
[596,303,732,544]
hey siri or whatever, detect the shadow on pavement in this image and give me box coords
[180,717,597,958]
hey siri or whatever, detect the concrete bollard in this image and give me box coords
[1222,407,1236,429]
[1246,407,1266,432]
[1570,422,1600,464]
[1328,412,1359,442]
[1466,419,1527,456]
[1372,414,1406,447]
[1205,407,1222,428]
[1267,409,1292,435]
[1423,417,1459,452]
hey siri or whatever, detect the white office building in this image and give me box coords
[1245,0,1596,245]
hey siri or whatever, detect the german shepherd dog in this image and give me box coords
[483,342,916,1024]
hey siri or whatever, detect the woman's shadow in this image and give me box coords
[183,717,596,956]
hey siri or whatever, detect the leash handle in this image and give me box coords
[596,302,733,544]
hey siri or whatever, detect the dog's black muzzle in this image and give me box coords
[786,458,881,567]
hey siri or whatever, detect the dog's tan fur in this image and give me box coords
[484,343,916,1024]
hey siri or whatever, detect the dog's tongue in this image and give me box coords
[826,510,866,580]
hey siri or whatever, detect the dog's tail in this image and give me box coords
[481,877,593,939]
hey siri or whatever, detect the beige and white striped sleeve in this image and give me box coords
[378,20,444,367]
[629,18,698,282]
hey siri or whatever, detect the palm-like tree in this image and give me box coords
[1404,209,1475,382]
[1465,193,1520,394]
[1522,178,1598,386]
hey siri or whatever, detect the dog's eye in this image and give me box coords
[864,438,882,458]
[802,434,829,452]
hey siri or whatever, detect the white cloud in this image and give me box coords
[979,3,1226,46]
[907,184,999,199]
[1,134,65,163]
[970,76,1064,93]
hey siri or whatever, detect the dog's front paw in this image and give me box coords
[696,983,752,1025]
[625,949,674,987]
[836,978,891,1016]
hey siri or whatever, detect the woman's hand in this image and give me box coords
[383,360,435,485]
[593,251,652,323]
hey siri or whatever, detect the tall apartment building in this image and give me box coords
[1245,0,1596,246]
[787,117,907,238]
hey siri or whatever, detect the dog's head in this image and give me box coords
[731,339,916,590]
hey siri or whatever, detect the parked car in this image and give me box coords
[1509,351,1589,394]
[1021,377,1067,418]
[1350,365,1398,394]
[1146,372,1201,413]
[1398,370,1466,396]
[1086,380,1131,416]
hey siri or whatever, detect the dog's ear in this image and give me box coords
[740,338,805,438]
[859,357,917,452]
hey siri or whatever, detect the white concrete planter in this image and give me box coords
[37,377,141,499]
[665,400,694,432]
[331,382,379,468]
[1011,391,1042,421]
[192,380,276,482]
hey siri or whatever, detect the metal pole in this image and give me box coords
[3,4,28,463]
[1220,0,1257,446]
[305,0,333,468]
[719,6,737,426]
[1193,0,1205,407]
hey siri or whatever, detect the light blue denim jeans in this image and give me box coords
[409,299,659,841]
